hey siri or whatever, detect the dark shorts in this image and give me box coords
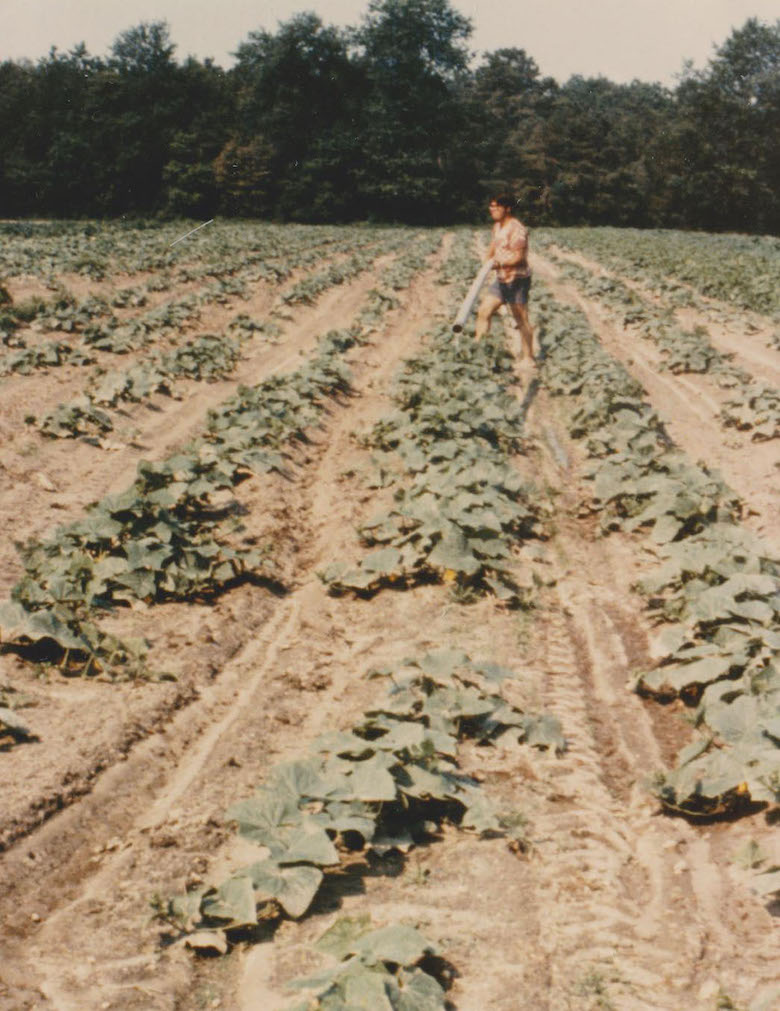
[489,274,531,306]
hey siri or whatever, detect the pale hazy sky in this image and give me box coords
[2,0,778,85]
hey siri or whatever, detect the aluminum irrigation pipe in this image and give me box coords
[451,259,493,333]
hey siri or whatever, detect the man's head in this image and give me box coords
[488,194,514,222]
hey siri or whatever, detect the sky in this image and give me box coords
[1,0,778,85]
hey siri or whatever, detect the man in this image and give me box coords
[475,194,534,362]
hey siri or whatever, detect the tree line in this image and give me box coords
[1,0,777,232]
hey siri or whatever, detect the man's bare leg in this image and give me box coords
[475,294,503,341]
[509,303,534,361]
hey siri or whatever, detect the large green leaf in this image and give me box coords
[521,713,566,752]
[416,648,469,681]
[270,758,337,801]
[246,859,323,918]
[353,925,438,966]
[459,790,502,834]
[395,762,457,801]
[0,601,89,651]
[348,754,398,802]
[200,875,257,928]
[392,968,446,1010]
[427,531,480,576]
[342,968,394,1010]
[315,915,374,959]
[640,653,735,695]
[226,791,302,841]
[362,547,403,575]
[277,825,341,867]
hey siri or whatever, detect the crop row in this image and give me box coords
[547,254,780,442]
[325,242,546,604]
[163,237,564,1004]
[7,233,431,452]
[543,226,780,318]
[165,648,563,995]
[0,236,443,688]
[535,285,779,827]
[0,229,402,377]
[0,337,357,674]
[39,334,244,441]
[0,225,356,348]
[0,220,390,282]
[279,231,429,307]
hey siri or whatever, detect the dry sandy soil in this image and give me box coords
[0,232,777,1011]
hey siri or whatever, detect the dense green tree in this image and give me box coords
[161,58,233,217]
[0,46,107,215]
[655,18,779,231]
[213,136,275,217]
[229,13,360,219]
[101,22,181,212]
[110,22,175,73]
[541,77,673,226]
[0,8,775,230]
[467,48,558,219]
[352,0,475,221]
[0,59,39,214]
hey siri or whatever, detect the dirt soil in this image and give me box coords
[1,235,778,1011]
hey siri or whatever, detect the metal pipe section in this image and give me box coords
[451,259,493,333]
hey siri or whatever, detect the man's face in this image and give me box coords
[489,201,507,222]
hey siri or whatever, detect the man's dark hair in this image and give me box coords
[490,193,515,211]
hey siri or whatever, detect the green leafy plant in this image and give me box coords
[325,244,545,605]
[164,649,563,949]
[283,916,448,1011]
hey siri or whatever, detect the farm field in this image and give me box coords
[0,220,778,1011]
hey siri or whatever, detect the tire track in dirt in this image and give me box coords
[0,236,459,1011]
[516,392,779,1011]
[533,252,780,543]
